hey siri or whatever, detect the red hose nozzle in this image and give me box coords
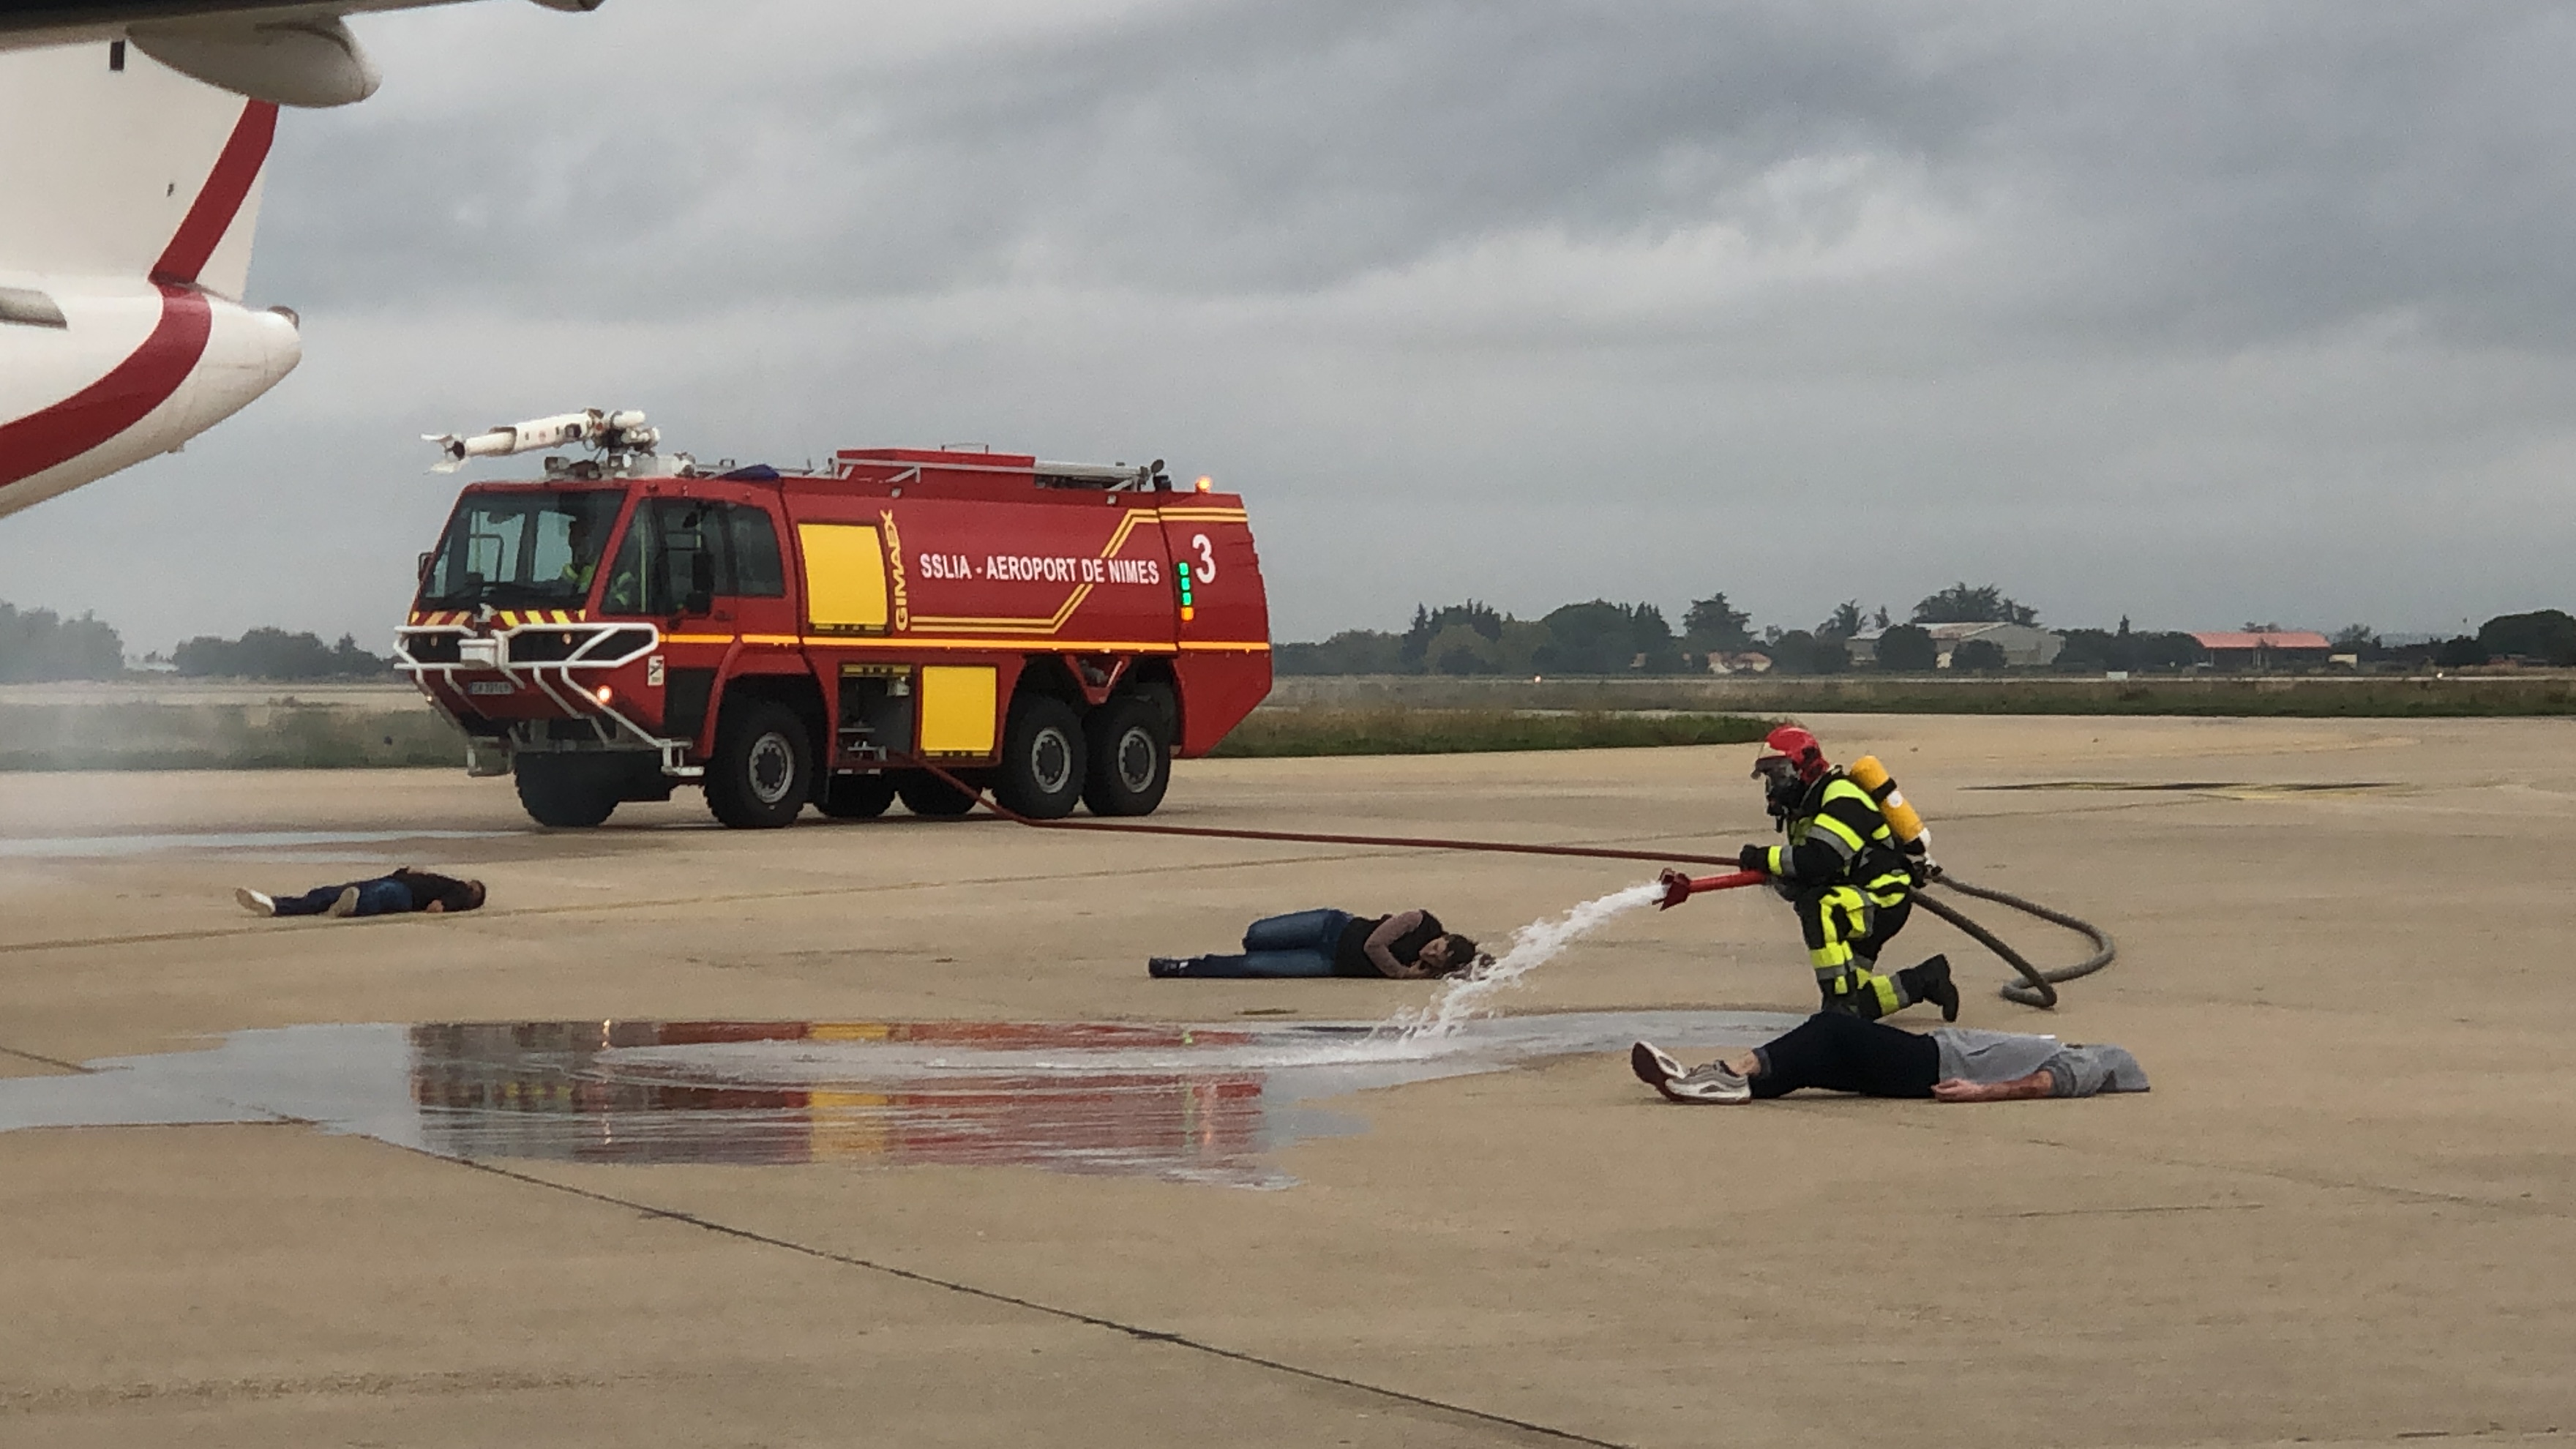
[1658,866,1764,909]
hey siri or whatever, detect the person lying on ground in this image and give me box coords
[1630,1010,2146,1105]
[235,868,487,920]
[1148,907,1483,979]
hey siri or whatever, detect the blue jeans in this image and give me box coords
[1174,909,1353,978]
[274,877,415,917]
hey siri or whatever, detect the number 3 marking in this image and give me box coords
[1192,534,1217,585]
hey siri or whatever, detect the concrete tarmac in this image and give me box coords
[1,715,2571,1446]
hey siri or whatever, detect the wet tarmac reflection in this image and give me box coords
[0,1011,1792,1188]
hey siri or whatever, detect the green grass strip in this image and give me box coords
[1209,707,1772,757]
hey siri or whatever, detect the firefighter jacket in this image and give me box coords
[1755,771,1915,905]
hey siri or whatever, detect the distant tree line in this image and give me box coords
[2422,610,2576,668]
[0,599,397,682]
[0,601,125,682]
[1280,581,2049,677]
[1278,588,2576,678]
[170,628,395,680]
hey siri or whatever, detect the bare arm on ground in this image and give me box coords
[1931,1070,2054,1103]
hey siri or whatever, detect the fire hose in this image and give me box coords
[922,766,2114,1009]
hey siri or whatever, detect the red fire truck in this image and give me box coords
[394,419,1270,829]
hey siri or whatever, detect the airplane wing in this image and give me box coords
[0,0,603,106]
[0,0,605,518]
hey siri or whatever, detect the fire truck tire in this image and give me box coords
[1081,694,1171,817]
[896,770,979,817]
[514,757,620,828]
[705,699,813,829]
[818,772,899,820]
[995,694,1087,820]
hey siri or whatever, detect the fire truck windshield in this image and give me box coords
[418,490,626,609]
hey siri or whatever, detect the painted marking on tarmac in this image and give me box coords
[0,848,1383,957]
[1966,780,2405,796]
[0,828,521,859]
[0,1011,1798,1189]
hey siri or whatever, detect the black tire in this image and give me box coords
[1082,693,1172,817]
[514,756,619,828]
[705,697,812,829]
[994,694,1086,819]
[896,769,980,817]
[817,772,898,820]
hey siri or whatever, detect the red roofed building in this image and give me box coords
[2190,630,2333,671]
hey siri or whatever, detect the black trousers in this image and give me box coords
[1751,1011,1940,1099]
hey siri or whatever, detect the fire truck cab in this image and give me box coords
[396,433,1270,828]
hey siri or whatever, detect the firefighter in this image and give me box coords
[1739,725,1958,1021]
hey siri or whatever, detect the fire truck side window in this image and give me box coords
[725,506,786,598]
[600,509,651,615]
[597,501,780,614]
[655,501,730,613]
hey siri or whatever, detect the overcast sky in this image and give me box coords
[10,0,2576,651]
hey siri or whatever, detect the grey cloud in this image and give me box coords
[255,0,2576,354]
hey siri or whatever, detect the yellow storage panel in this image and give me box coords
[798,523,889,632]
[918,665,997,757]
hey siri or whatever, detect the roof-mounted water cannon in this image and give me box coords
[424,408,680,479]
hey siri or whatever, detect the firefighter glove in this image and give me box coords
[1738,844,1770,874]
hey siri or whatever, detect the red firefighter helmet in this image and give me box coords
[1756,724,1830,783]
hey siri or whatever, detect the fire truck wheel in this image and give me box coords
[818,772,898,820]
[514,757,620,828]
[895,770,979,817]
[705,698,813,829]
[995,694,1087,820]
[1081,694,1172,817]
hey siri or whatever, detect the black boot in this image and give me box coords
[1900,954,1960,1022]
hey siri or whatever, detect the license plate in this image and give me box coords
[468,681,514,696]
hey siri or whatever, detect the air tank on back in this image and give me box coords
[1846,755,1931,861]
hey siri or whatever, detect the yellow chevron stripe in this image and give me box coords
[907,506,1163,633]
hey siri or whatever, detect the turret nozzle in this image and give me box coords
[423,408,653,473]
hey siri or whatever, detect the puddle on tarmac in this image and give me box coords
[0,1011,1795,1188]
[0,828,521,860]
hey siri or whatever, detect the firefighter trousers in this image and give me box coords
[1794,886,1917,1020]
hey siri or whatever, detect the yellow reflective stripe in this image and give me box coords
[804,637,1186,653]
[1866,970,1902,1014]
[1811,812,1868,853]
[1822,776,1897,843]
[1819,778,1876,809]
[1764,845,1786,875]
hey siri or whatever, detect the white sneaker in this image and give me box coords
[325,886,361,918]
[1631,1041,1750,1104]
[234,888,275,917]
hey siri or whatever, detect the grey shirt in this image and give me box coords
[1930,1028,2149,1098]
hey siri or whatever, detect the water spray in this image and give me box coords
[1396,880,1666,1039]
[921,766,2113,1010]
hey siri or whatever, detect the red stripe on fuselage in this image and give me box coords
[154,99,278,285]
[0,97,277,496]
[0,285,214,492]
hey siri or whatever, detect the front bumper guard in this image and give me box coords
[395,623,705,780]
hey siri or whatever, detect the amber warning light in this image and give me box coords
[1195,475,1213,493]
